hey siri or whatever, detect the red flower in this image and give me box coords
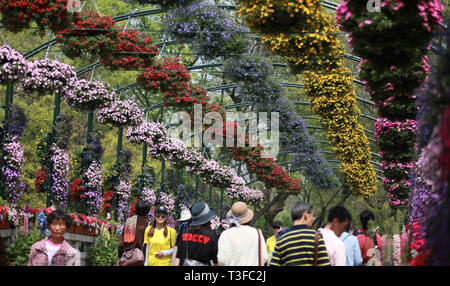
[409,250,431,266]
[34,168,47,193]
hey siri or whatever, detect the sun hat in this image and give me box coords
[226,201,254,227]
[177,209,192,222]
[190,202,216,227]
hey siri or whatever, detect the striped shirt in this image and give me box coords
[269,224,330,266]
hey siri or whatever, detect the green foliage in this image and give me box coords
[88,234,119,266]
[54,114,74,150]
[6,226,45,266]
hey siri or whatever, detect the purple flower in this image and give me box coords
[97,99,144,127]
[65,79,115,111]
[19,58,77,98]
[0,45,28,84]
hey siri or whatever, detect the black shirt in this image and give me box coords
[176,226,218,265]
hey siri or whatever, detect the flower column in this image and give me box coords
[0,45,28,200]
[337,0,444,207]
[236,0,377,197]
[65,79,115,214]
[98,99,144,221]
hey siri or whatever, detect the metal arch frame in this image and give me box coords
[13,1,444,63]
[9,4,378,172]
[3,1,440,194]
[109,80,382,187]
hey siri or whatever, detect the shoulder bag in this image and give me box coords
[120,219,148,266]
[257,228,263,266]
[313,230,320,266]
[121,247,145,266]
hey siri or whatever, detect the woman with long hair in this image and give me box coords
[118,200,151,266]
[352,210,383,265]
[143,206,177,266]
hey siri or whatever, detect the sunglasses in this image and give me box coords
[155,213,167,218]
[273,226,281,230]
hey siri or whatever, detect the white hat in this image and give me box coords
[177,209,192,222]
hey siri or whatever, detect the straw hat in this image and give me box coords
[227,201,254,225]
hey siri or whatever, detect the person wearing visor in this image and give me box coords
[144,205,177,266]
[171,209,192,266]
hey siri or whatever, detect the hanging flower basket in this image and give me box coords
[222,54,272,84]
[163,2,250,60]
[261,14,343,74]
[136,57,191,93]
[0,0,33,32]
[19,58,77,97]
[137,0,196,8]
[0,45,29,85]
[65,79,116,111]
[149,136,186,161]
[225,176,264,203]
[163,83,209,109]
[336,0,443,65]
[195,160,234,189]
[101,29,159,70]
[31,0,74,33]
[97,99,144,127]
[56,10,118,60]
[237,0,320,34]
[125,121,167,145]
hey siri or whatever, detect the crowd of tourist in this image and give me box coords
[0,199,384,266]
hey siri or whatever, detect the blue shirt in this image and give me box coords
[340,231,363,266]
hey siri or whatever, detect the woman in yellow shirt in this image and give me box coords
[266,221,283,264]
[144,206,177,266]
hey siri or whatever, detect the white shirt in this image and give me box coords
[319,228,347,266]
[45,239,61,266]
[218,226,269,266]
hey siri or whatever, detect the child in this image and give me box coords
[28,208,80,266]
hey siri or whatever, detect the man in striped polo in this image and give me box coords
[269,202,330,266]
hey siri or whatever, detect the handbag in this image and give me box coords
[183,258,209,266]
[313,230,320,266]
[121,247,145,266]
[257,228,263,266]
